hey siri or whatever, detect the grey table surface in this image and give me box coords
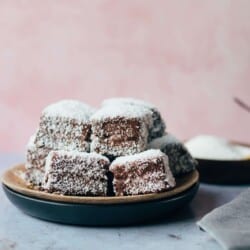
[0,154,248,250]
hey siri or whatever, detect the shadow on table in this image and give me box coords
[137,186,222,227]
[135,185,222,227]
[188,186,222,219]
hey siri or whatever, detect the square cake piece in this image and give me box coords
[149,134,197,176]
[102,97,166,140]
[25,134,51,186]
[35,100,95,152]
[110,149,175,196]
[43,150,110,196]
[90,104,152,158]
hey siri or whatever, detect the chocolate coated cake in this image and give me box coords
[102,97,166,140]
[43,150,110,195]
[35,100,95,152]
[90,104,152,157]
[25,100,95,186]
[149,134,197,176]
[110,149,175,196]
[25,134,51,186]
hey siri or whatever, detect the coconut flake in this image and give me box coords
[111,149,167,166]
[43,99,95,121]
[46,150,110,163]
[185,135,250,160]
[90,103,152,121]
[149,134,178,149]
[102,97,157,109]
[186,135,250,160]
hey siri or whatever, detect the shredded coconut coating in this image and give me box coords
[112,149,166,165]
[43,150,110,196]
[35,100,95,152]
[102,97,166,140]
[25,168,45,186]
[102,97,157,110]
[25,134,51,186]
[90,105,151,157]
[110,149,176,196]
[91,103,152,120]
[43,99,95,121]
[149,134,197,176]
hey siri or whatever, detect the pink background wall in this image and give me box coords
[0,0,250,152]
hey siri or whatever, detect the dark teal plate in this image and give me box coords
[2,183,199,226]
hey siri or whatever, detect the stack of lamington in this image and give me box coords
[25,98,197,196]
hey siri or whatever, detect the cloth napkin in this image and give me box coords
[197,188,250,250]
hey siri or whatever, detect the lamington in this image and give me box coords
[43,150,110,196]
[25,134,51,186]
[102,97,166,140]
[90,104,152,158]
[149,134,197,176]
[35,100,95,152]
[110,149,175,196]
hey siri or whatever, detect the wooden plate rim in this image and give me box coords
[2,164,199,205]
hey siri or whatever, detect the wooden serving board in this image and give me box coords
[2,164,199,205]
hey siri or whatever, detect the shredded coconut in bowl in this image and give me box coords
[185,135,250,160]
